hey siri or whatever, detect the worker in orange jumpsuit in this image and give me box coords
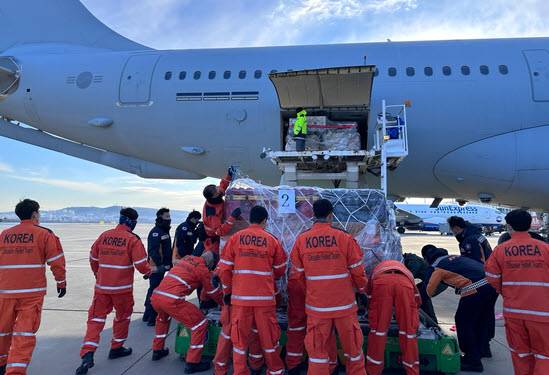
[0,199,66,375]
[290,199,367,375]
[150,251,220,373]
[212,273,265,375]
[366,260,421,375]
[286,265,338,375]
[218,205,287,375]
[202,166,241,255]
[76,207,151,375]
[485,209,549,375]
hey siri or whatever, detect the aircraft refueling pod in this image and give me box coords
[0,56,20,100]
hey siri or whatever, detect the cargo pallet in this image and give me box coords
[174,311,461,374]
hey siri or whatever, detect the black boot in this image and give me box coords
[250,365,264,375]
[460,357,483,372]
[108,346,133,359]
[481,343,493,358]
[142,310,151,322]
[75,352,94,375]
[0,364,6,375]
[152,348,170,361]
[184,360,211,374]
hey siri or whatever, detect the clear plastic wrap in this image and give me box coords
[285,117,361,151]
[222,178,403,302]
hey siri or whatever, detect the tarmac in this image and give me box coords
[0,223,513,374]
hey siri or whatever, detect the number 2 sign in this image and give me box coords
[278,189,296,214]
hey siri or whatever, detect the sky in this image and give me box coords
[1,0,549,211]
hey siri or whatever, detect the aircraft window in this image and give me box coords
[388,67,397,77]
[499,65,509,75]
[208,71,216,80]
[480,65,489,75]
[442,66,451,76]
[239,70,247,79]
[254,70,262,79]
[424,67,433,76]
[193,71,201,80]
[224,70,231,79]
[461,65,470,75]
[164,71,172,80]
[179,71,187,80]
[406,67,415,77]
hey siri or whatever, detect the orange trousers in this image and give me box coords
[305,315,364,375]
[80,292,134,357]
[0,296,44,375]
[231,305,285,375]
[214,305,264,375]
[367,273,419,375]
[151,295,207,364]
[505,317,549,375]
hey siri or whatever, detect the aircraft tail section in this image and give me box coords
[0,0,148,52]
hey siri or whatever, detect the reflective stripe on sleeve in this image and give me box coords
[366,355,383,365]
[249,353,263,359]
[91,318,106,323]
[375,331,387,336]
[286,352,303,357]
[207,286,220,294]
[504,307,549,317]
[0,287,47,294]
[156,334,167,339]
[535,354,549,360]
[288,326,306,331]
[82,341,99,347]
[167,274,192,289]
[113,338,127,342]
[269,369,284,375]
[96,284,132,291]
[220,331,231,340]
[0,264,45,269]
[191,319,207,331]
[348,260,363,269]
[6,363,27,368]
[294,267,304,272]
[402,360,419,368]
[344,353,363,362]
[0,333,11,337]
[46,253,64,263]
[309,357,329,363]
[133,257,148,265]
[502,282,549,287]
[306,302,356,312]
[399,330,416,339]
[232,295,274,301]
[153,290,184,300]
[233,270,272,276]
[90,256,99,261]
[306,273,349,281]
[190,344,204,349]
[56,279,66,284]
[485,272,501,278]
[273,263,286,269]
[99,264,133,269]
[219,259,234,266]
[233,347,246,355]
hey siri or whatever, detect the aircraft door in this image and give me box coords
[523,49,549,101]
[119,54,159,104]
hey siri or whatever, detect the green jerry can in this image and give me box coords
[175,321,460,374]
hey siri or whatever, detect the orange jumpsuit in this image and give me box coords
[203,175,234,254]
[218,224,287,375]
[0,220,66,374]
[290,222,367,375]
[80,224,151,357]
[366,260,421,375]
[151,255,220,363]
[485,232,549,375]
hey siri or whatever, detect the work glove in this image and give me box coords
[143,272,151,280]
[164,265,172,272]
[231,208,242,219]
[57,287,66,298]
[228,166,237,178]
[211,274,221,289]
[223,294,231,306]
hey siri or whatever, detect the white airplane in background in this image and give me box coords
[394,203,506,234]
[0,0,549,210]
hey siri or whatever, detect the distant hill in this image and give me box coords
[0,206,190,224]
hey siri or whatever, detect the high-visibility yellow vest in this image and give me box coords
[293,110,308,136]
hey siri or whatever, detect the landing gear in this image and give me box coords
[397,226,406,234]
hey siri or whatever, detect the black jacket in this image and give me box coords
[457,224,492,263]
[174,220,204,258]
[147,225,172,269]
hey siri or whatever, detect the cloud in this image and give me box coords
[0,161,13,173]
[8,175,111,194]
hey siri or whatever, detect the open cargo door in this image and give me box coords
[269,65,375,110]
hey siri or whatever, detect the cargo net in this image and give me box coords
[223,178,403,303]
[285,116,361,151]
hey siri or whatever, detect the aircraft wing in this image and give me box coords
[395,207,423,226]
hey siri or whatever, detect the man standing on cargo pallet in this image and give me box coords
[202,166,242,255]
[366,260,421,375]
[75,207,151,375]
[172,210,204,264]
[447,216,492,263]
[423,246,497,372]
[290,199,367,375]
[218,205,287,375]
[485,209,549,375]
[0,199,66,375]
[143,208,173,326]
[293,107,308,152]
[149,251,221,373]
